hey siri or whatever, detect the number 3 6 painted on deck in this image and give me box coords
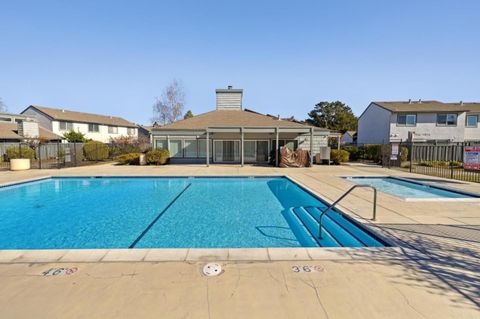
[291,265,325,273]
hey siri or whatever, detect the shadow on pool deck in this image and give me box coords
[359,223,480,310]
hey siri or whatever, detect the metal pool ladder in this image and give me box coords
[319,185,377,239]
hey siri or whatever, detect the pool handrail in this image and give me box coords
[319,185,377,239]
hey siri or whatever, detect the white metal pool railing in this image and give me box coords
[319,185,377,239]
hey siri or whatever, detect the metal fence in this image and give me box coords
[0,142,152,170]
[383,142,480,183]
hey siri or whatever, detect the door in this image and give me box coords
[244,141,256,162]
[214,140,240,162]
[256,141,269,162]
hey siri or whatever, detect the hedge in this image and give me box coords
[5,147,36,160]
[146,149,170,165]
[342,145,361,161]
[331,149,349,164]
[362,144,382,163]
[83,141,109,161]
[114,153,140,165]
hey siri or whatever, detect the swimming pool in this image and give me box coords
[345,176,479,200]
[0,177,386,249]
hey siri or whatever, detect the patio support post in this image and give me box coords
[337,135,341,150]
[241,127,244,167]
[206,129,209,167]
[275,127,279,167]
[310,127,314,166]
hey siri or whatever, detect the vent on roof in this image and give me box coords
[216,86,243,110]
[460,101,463,105]
[408,99,412,104]
[61,109,65,113]
[418,99,422,104]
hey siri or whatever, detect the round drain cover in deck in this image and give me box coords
[203,263,222,277]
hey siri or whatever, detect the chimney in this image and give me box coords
[215,86,243,110]
[17,119,39,139]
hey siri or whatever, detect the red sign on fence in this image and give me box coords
[464,146,480,171]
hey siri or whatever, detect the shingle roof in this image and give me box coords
[0,123,63,141]
[372,101,480,113]
[153,109,328,131]
[25,106,137,127]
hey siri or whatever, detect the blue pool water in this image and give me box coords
[0,177,385,249]
[345,176,477,199]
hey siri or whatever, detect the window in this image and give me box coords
[127,128,135,135]
[184,140,198,157]
[155,139,167,150]
[437,113,457,126]
[169,140,182,158]
[397,114,416,126]
[108,126,118,134]
[59,121,74,131]
[198,139,207,157]
[88,123,99,132]
[466,115,478,128]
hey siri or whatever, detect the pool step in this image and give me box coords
[290,207,340,247]
[284,208,321,247]
[307,207,383,247]
[290,206,381,248]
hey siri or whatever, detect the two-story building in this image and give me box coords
[21,106,138,142]
[0,112,62,142]
[357,100,480,144]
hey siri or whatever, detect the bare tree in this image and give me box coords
[151,79,186,125]
[0,98,7,113]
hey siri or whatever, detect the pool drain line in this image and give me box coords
[128,183,192,248]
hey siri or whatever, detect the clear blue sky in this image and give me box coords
[1,0,479,124]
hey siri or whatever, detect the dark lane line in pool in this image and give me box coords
[128,183,192,249]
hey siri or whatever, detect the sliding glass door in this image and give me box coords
[213,140,240,163]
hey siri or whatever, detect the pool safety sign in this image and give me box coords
[390,143,399,160]
[464,146,480,171]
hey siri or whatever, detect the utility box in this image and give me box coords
[315,147,331,164]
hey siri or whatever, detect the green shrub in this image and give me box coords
[417,160,463,168]
[450,161,463,167]
[63,130,86,142]
[114,153,141,165]
[146,149,170,165]
[331,149,349,164]
[400,147,409,162]
[5,147,36,160]
[342,145,361,161]
[362,144,382,162]
[83,141,109,161]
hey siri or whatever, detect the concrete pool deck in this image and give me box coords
[0,163,479,318]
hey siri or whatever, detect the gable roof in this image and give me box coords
[0,123,63,141]
[153,109,328,131]
[371,101,480,113]
[23,105,137,127]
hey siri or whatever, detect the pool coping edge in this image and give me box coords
[0,247,423,263]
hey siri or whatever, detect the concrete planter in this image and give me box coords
[10,158,31,171]
[139,153,147,166]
